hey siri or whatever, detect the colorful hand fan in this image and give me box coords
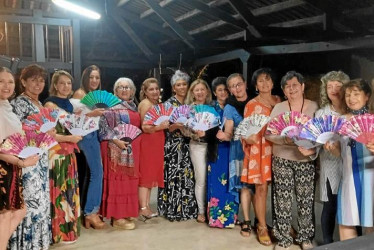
[186,111,220,131]
[143,102,174,125]
[234,114,271,140]
[59,113,99,136]
[284,126,320,149]
[266,111,311,137]
[169,104,192,124]
[113,123,142,142]
[299,115,346,144]
[0,131,57,158]
[23,108,60,133]
[193,104,220,117]
[339,114,374,144]
[80,90,121,109]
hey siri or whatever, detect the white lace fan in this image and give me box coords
[234,114,270,140]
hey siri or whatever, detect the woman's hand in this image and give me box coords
[19,155,39,168]
[87,108,105,117]
[68,135,83,144]
[113,139,129,150]
[366,142,374,154]
[157,120,170,130]
[169,123,183,132]
[242,134,259,145]
[284,136,294,145]
[298,147,316,156]
[46,128,57,138]
[324,141,341,157]
[216,130,226,141]
[196,130,205,138]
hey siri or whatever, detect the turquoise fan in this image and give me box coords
[193,104,219,117]
[186,108,220,131]
[113,123,142,142]
[169,104,192,124]
[23,108,60,133]
[80,90,121,109]
[144,102,174,125]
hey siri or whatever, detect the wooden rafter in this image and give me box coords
[142,0,196,49]
[251,0,305,16]
[140,0,174,19]
[117,0,131,7]
[269,14,326,29]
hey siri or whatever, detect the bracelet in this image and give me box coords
[17,159,24,167]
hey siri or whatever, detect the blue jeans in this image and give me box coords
[78,131,103,215]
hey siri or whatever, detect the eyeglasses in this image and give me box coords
[284,83,301,91]
[117,86,130,91]
[229,82,244,89]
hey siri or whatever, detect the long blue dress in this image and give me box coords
[207,102,238,228]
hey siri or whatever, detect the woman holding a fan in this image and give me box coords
[216,73,253,236]
[44,70,82,243]
[0,67,39,250]
[266,71,318,250]
[71,65,105,230]
[98,77,141,229]
[241,68,280,245]
[138,78,169,220]
[157,70,198,221]
[9,64,53,249]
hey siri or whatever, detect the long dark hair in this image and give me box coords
[80,65,101,93]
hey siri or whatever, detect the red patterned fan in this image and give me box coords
[23,108,60,133]
[143,103,174,125]
[113,124,142,142]
[0,131,57,158]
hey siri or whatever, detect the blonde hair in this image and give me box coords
[185,79,212,105]
[49,70,73,96]
[139,77,159,101]
[320,71,350,107]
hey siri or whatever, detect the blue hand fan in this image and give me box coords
[81,90,122,109]
[193,104,219,117]
[299,115,345,143]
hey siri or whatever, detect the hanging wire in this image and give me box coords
[178,53,182,70]
[159,53,162,75]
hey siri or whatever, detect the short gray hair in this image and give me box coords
[113,77,136,99]
[171,70,190,86]
[280,71,304,89]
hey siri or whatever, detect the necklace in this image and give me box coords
[288,98,304,113]
[22,92,42,108]
[257,95,274,108]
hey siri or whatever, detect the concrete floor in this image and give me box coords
[51,186,335,250]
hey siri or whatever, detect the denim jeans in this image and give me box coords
[78,131,103,215]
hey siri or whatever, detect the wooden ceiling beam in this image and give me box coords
[140,0,174,19]
[117,0,131,7]
[269,14,326,29]
[251,0,305,16]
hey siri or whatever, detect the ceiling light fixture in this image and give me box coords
[52,0,101,20]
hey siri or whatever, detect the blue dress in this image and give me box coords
[207,102,238,228]
[223,104,244,203]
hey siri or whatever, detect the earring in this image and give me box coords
[255,87,259,94]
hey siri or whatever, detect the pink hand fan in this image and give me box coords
[169,104,192,124]
[58,113,99,136]
[0,131,57,158]
[266,111,311,137]
[113,124,142,142]
[23,108,60,133]
[339,113,374,144]
[143,103,174,125]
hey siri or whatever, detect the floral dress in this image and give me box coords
[241,99,272,184]
[9,95,52,250]
[157,96,198,221]
[207,101,238,228]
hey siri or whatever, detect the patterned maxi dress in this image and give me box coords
[207,101,238,228]
[45,96,81,243]
[157,96,198,221]
[9,95,52,250]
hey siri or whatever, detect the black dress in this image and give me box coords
[0,160,23,210]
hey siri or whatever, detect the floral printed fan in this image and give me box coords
[186,108,220,132]
[169,104,192,124]
[143,102,174,125]
[299,115,346,144]
[59,113,99,136]
[234,114,271,140]
[23,108,60,133]
[80,90,122,109]
[266,111,311,137]
[0,131,57,158]
[113,124,142,142]
[339,113,374,144]
[193,104,219,116]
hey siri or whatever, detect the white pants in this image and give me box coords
[189,140,208,215]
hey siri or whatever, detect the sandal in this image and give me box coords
[196,214,206,223]
[257,224,272,246]
[240,220,252,237]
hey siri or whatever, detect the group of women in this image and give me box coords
[0,63,374,250]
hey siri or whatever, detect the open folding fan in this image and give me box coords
[169,104,192,124]
[234,114,271,140]
[339,113,374,144]
[186,105,220,131]
[113,123,142,142]
[299,115,346,144]
[80,90,121,109]
[58,113,99,136]
[23,108,60,133]
[143,102,174,125]
[0,131,57,158]
[266,111,311,136]
[193,104,219,116]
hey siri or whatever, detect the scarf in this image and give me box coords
[0,100,22,142]
[44,96,73,113]
[348,105,368,115]
[226,95,250,116]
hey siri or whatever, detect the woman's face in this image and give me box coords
[192,83,208,104]
[214,84,228,103]
[256,73,273,94]
[173,79,188,98]
[228,76,246,99]
[88,70,100,91]
[283,77,304,100]
[345,86,369,111]
[116,81,133,101]
[0,71,15,100]
[326,80,343,104]
[145,82,160,102]
[55,75,72,98]
[22,75,45,96]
